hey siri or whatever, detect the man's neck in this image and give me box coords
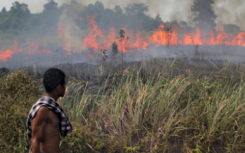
[44,93,59,101]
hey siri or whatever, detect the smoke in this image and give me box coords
[2,0,46,13]
[214,0,245,30]
[2,0,245,29]
[1,0,245,68]
[55,0,245,30]
[59,3,87,52]
[60,0,194,22]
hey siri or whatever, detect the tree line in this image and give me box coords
[0,0,242,44]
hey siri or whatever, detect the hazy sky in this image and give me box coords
[1,0,245,29]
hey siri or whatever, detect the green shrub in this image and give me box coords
[0,70,40,153]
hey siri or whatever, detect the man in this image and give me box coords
[26,68,73,153]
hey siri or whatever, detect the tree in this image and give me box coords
[114,5,123,15]
[0,7,6,18]
[191,0,217,32]
[87,1,104,16]
[0,2,30,31]
[178,21,192,34]
[155,13,162,22]
[70,0,78,5]
[94,1,104,10]
[125,3,148,15]
[1,7,6,14]
[43,0,58,11]
[40,0,60,29]
[152,13,163,30]
[224,24,241,35]
[125,3,151,31]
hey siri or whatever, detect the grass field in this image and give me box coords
[1,58,245,153]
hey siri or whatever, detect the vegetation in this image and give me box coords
[191,0,217,32]
[58,60,245,153]
[0,1,245,152]
[0,0,242,51]
[0,70,40,153]
[2,59,245,152]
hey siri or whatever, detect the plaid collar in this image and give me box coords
[26,96,73,140]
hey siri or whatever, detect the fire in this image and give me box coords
[79,19,245,53]
[232,32,245,46]
[82,14,104,52]
[58,24,73,53]
[28,42,52,54]
[78,15,245,55]
[0,41,23,62]
[183,33,193,45]
[88,54,94,58]
[1,14,245,62]
[0,40,52,62]
[65,52,72,55]
[0,50,14,62]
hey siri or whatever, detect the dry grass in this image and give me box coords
[2,58,245,152]
[58,59,245,152]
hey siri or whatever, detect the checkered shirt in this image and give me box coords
[26,96,73,140]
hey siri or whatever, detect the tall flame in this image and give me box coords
[0,50,14,62]
[0,41,22,62]
[82,14,104,53]
[1,15,245,62]
[78,15,245,54]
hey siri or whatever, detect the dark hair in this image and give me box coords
[43,68,66,93]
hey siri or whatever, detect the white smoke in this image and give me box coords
[214,0,245,29]
[2,0,245,29]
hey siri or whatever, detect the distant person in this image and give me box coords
[26,68,73,153]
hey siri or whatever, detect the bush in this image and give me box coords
[0,70,40,153]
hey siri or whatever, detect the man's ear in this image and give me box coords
[56,85,62,92]
[57,84,61,91]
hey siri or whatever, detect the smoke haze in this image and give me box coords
[1,0,245,29]
[214,0,245,29]
[1,0,245,68]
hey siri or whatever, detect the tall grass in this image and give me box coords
[59,62,245,152]
[2,58,245,152]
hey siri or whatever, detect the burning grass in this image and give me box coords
[2,59,245,152]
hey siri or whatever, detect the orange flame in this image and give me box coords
[0,50,14,62]
[57,15,245,58]
[1,15,245,62]
[0,41,23,62]
[65,52,72,55]
[82,14,104,53]
[80,18,245,54]
[28,41,51,54]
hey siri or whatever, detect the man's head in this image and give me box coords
[43,68,66,97]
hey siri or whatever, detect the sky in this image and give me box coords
[1,0,245,29]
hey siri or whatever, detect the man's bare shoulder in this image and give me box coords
[33,106,51,123]
[37,106,51,116]
[38,106,50,113]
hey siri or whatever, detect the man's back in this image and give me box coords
[31,106,61,153]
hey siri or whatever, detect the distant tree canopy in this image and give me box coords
[0,2,30,31]
[0,1,61,37]
[43,0,58,11]
[58,1,164,33]
[41,0,60,28]
[0,0,242,42]
[224,24,241,35]
[1,7,6,14]
[124,3,153,30]
[125,3,148,15]
[191,0,217,32]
